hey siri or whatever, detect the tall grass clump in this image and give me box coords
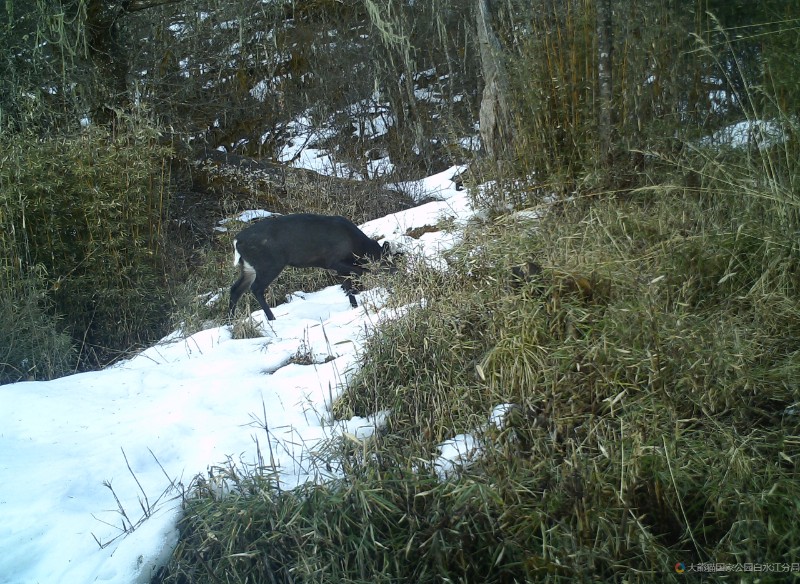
[0,117,172,374]
[342,167,799,579]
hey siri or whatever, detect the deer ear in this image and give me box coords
[382,241,391,254]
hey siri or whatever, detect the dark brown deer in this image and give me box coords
[229,213,395,320]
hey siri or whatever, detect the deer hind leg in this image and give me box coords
[249,264,284,321]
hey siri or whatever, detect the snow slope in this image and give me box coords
[0,166,473,584]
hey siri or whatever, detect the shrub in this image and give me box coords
[0,268,77,383]
[0,120,172,372]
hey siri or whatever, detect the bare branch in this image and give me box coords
[123,0,183,14]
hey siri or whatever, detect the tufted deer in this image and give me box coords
[229,213,394,320]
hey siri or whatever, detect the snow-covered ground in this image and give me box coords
[0,165,479,584]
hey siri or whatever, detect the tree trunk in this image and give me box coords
[596,0,613,165]
[84,0,130,125]
[476,0,511,162]
[84,0,182,126]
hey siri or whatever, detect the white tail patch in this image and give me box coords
[233,241,256,276]
[233,238,241,268]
